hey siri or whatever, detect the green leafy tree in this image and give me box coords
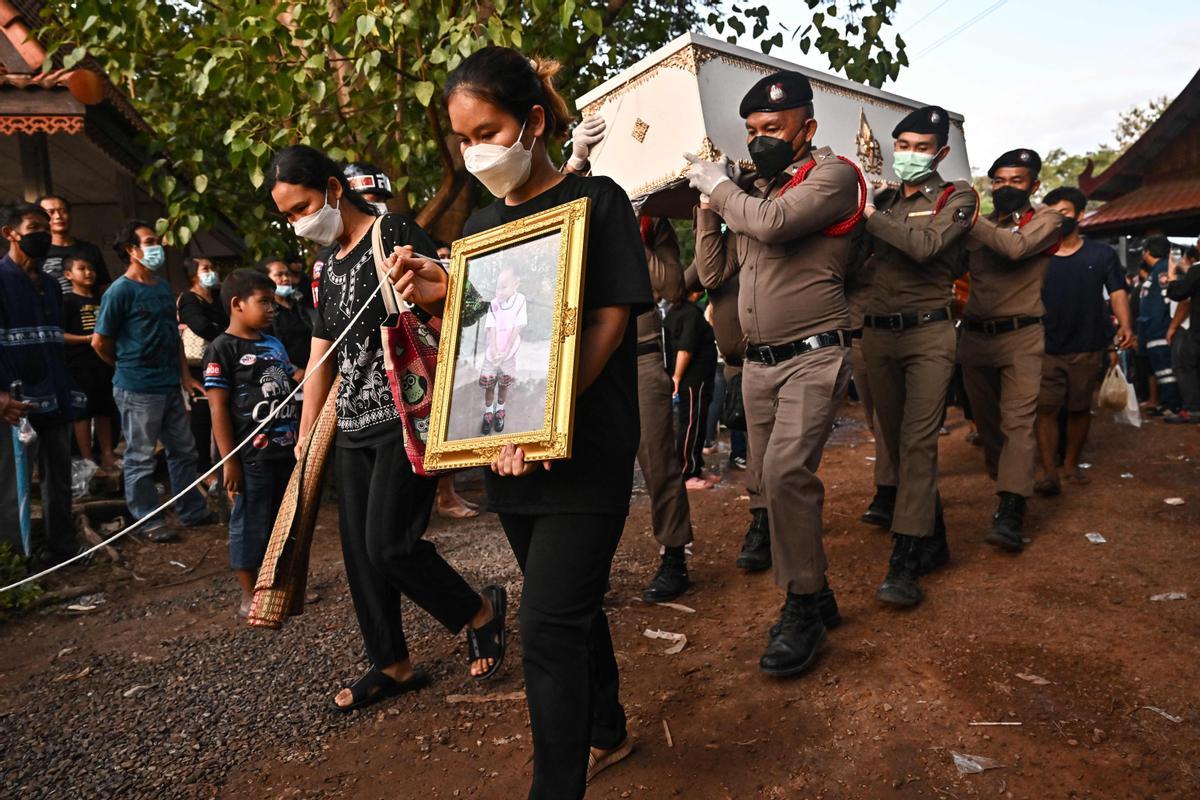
[38,0,904,258]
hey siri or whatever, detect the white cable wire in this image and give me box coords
[1,250,438,595]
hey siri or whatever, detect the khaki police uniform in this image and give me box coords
[862,173,976,535]
[958,205,1064,497]
[844,256,898,492]
[689,210,764,512]
[637,217,693,548]
[704,147,860,595]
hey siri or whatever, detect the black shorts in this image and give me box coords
[69,361,117,418]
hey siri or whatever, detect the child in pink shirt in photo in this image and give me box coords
[479,265,527,435]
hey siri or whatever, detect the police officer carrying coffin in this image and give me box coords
[959,149,1064,552]
[859,106,978,607]
[637,216,697,603]
[684,71,863,677]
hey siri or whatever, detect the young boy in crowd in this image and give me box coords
[665,289,718,490]
[479,264,527,435]
[203,269,298,616]
[61,256,118,474]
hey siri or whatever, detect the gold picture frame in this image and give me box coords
[424,196,592,471]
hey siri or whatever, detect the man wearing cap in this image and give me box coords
[859,106,977,607]
[958,149,1065,553]
[683,70,862,677]
[636,216,697,603]
[344,162,394,214]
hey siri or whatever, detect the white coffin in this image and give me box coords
[576,32,971,218]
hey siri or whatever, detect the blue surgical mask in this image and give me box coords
[275,284,295,299]
[199,271,219,289]
[140,244,165,270]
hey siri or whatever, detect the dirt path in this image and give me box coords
[2,406,1197,799]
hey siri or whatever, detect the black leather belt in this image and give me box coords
[863,307,952,331]
[745,330,850,365]
[963,316,1043,335]
[850,329,863,340]
[636,341,662,357]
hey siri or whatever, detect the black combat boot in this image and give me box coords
[769,583,841,638]
[917,505,950,575]
[736,509,771,571]
[985,492,1026,552]
[861,485,897,529]
[759,592,828,677]
[875,533,924,607]
[642,546,690,603]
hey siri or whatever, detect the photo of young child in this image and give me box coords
[478,265,527,435]
[444,232,561,442]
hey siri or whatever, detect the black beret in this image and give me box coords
[892,105,950,141]
[987,148,1042,178]
[739,71,813,119]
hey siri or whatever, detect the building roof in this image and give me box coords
[1080,68,1200,202]
[1081,178,1200,237]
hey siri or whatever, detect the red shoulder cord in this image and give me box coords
[639,215,655,247]
[1016,209,1060,256]
[777,155,866,237]
[933,185,957,214]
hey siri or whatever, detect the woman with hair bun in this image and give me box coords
[388,46,652,798]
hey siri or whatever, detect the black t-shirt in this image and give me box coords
[202,333,298,461]
[311,213,436,447]
[1042,240,1126,355]
[61,290,108,371]
[43,239,110,294]
[463,174,653,516]
[270,299,314,372]
[664,301,717,384]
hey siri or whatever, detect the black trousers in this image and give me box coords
[500,512,627,800]
[336,440,481,666]
[675,372,713,479]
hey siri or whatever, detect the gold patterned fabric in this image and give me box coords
[247,378,340,629]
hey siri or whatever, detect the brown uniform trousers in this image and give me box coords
[637,218,692,548]
[845,262,897,489]
[861,175,977,535]
[705,148,860,594]
[959,206,1065,498]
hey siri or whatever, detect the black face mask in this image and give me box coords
[747,135,798,180]
[1059,216,1079,236]
[992,186,1031,216]
[18,231,52,260]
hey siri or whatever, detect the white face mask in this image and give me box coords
[291,189,344,246]
[464,121,533,198]
[371,201,389,215]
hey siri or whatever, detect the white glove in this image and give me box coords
[683,152,733,197]
[568,116,607,171]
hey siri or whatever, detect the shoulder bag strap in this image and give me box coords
[370,215,402,321]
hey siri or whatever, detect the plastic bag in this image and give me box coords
[1113,378,1142,428]
[1098,364,1128,410]
[71,458,99,499]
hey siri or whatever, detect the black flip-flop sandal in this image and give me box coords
[331,665,429,714]
[467,584,507,681]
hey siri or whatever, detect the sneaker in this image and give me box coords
[481,411,493,436]
[728,455,747,470]
[144,526,180,544]
[493,408,506,433]
[1165,410,1200,424]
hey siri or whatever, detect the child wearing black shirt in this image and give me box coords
[61,255,117,471]
[664,291,718,487]
[203,269,298,617]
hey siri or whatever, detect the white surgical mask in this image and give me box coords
[199,271,219,289]
[372,201,389,215]
[291,189,344,246]
[464,121,533,198]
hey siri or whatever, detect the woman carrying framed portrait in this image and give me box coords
[390,46,653,800]
[265,145,507,713]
